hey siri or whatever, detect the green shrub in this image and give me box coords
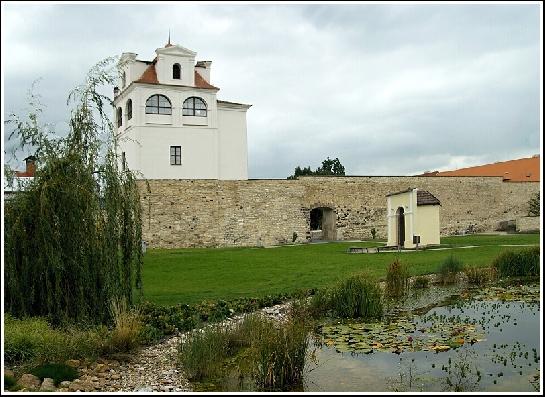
[315,273,383,319]
[30,363,79,386]
[385,259,410,298]
[139,293,296,342]
[412,276,429,289]
[438,255,464,284]
[4,374,18,390]
[464,267,492,285]
[492,247,540,277]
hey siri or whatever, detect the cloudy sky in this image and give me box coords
[2,2,541,178]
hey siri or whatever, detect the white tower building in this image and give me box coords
[114,40,250,180]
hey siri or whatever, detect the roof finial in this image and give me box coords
[168,29,171,46]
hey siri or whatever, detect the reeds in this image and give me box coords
[385,259,410,298]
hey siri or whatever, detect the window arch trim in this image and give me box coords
[145,94,172,115]
[183,96,207,117]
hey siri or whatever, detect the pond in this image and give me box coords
[306,282,540,392]
[192,281,540,392]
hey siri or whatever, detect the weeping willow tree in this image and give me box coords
[4,57,143,325]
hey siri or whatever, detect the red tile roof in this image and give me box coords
[134,61,219,89]
[422,156,540,182]
[135,63,158,84]
[194,70,218,89]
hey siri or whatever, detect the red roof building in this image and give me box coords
[421,155,540,182]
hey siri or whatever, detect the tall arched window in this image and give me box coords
[117,107,123,127]
[183,97,207,117]
[172,63,181,79]
[126,99,133,120]
[145,94,172,115]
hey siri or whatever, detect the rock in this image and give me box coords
[134,386,154,392]
[65,359,81,368]
[40,378,56,392]
[18,374,41,390]
[111,374,121,380]
[97,372,109,378]
[107,353,133,363]
[59,381,72,388]
[68,380,95,392]
[94,363,108,372]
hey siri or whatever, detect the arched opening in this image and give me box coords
[396,207,405,247]
[309,207,336,241]
[116,107,122,127]
[173,63,181,79]
[126,99,132,121]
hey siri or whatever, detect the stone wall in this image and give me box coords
[138,177,540,248]
[516,216,541,233]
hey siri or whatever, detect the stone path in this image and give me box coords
[73,303,291,392]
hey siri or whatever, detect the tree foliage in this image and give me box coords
[528,192,540,217]
[287,157,345,179]
[4,57,143,325]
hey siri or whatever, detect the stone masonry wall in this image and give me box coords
[138,177,540,248]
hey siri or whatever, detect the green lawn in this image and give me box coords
[140,234,540,306]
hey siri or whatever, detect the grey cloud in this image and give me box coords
[2,3,540,177]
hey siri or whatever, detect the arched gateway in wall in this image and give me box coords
[309,206,337,241]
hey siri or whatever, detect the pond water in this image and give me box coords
[192,281,540,392]
[305,282,540,392]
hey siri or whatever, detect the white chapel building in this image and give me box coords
[114,40,250,180]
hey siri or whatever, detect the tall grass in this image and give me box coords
[438,255,464,284]
[250,317,308,390]
[3,314,104,366]
[107,297,143,353]
[492,247,540,277]
[178,312,311,390]
[178,325,232,381]
[464,266,494,286]
[310,273,383,319]
[385,259,410,298]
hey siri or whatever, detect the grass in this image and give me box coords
[141,234,540,306]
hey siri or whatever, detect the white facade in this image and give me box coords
[114,43,250,180]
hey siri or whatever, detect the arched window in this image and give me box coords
[122,71,126,88]
[117,107,123,127]
[172,63,181,79]
[145,94,172,115]
[183,97,207,117]
[126,99,132,120]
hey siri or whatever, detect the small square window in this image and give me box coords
[170,146,182,165]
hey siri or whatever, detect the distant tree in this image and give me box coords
[287,157,345,179]
[528,192,540,216]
